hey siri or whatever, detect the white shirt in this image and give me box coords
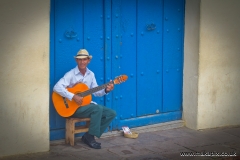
[53,66,106,104]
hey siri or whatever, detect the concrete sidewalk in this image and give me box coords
[1,124,240,160]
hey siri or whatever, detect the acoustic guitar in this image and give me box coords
[52,75,128,117]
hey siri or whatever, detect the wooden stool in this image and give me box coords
[65,118,90,146]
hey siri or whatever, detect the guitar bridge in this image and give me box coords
[63,97,69,108]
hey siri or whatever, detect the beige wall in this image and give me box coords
[198,0,240,128]
[184,0,240,129]
[0,0,50,157]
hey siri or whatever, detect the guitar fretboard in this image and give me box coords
[77,81,113,97]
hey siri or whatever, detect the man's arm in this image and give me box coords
[53,73,75,101]
[90,74,114,97]
[54,76,83,105]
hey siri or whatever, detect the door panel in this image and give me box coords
[83,0,105,105]
[112,0,137,126]
[163,0,184,112]
[137,0,163,116]
[51,0,84,131]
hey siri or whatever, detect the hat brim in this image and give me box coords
[74,55,92,59]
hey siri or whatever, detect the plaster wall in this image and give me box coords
[198,0,240,129]
[0,0,50,157]
[183,0,200,130]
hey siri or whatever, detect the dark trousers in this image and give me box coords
[71,104,116,138]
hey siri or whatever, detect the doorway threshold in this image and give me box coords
[101,120,184,138]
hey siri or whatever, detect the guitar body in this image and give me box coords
[52,83,92,117]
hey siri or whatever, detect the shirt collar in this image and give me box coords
[74,66,90,76]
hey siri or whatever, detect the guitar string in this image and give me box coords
[77,82,111,97]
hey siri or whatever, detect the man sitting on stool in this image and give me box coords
[53,49,116,149]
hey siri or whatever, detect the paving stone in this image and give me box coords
[70,148,122,160]
[0,155,30,160]
[134,139,191,154]
[131,132,172,145]
[108,145,153,158]
[50,142,88,153]
[124,153,168,160]
[25,152,79,160]
[128,140,183,155]
[170,135,217,148]
[94,141,116,149]
[153,127,201,139]
[102,136,141,146]
[96,137,136,148]
[130,143,165,154]
[198,130,240,144]
[0,152,79,160]
[221,127,240,138]
[224,142,240,150]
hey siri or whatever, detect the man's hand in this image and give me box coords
[72,95,83,105]
[105,80,114,93]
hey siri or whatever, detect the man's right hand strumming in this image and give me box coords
[73,95,83,105]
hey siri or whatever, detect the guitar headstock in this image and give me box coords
[113,75,128,84]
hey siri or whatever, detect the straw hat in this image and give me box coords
[74,49,92,59]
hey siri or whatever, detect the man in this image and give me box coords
[53,49,116,149]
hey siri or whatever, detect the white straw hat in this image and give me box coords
[74,49,92,59]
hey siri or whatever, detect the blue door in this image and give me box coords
[50,0,184,140]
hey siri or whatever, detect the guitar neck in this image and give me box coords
[77,81,113,97]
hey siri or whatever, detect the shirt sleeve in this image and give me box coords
[53,72,75,101]
[91,73,106,97]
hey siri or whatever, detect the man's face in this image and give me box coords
[75,58,90,70]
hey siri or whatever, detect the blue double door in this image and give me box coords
[50,0,184,140]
